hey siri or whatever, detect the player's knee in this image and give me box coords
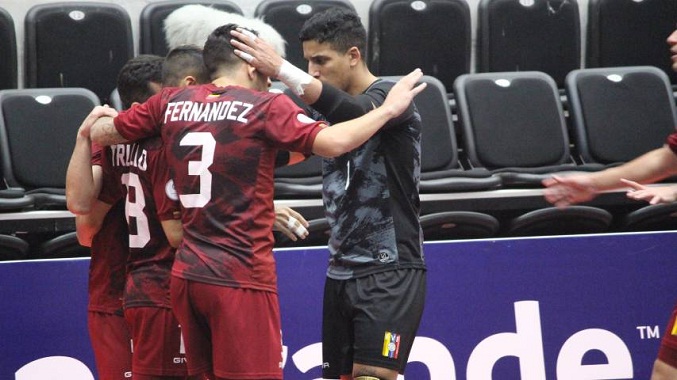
[352,362,398,380]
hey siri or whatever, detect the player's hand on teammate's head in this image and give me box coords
[78,105,118,139]
[230,27,283,78]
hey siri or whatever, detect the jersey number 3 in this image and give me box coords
[179,132,215,208]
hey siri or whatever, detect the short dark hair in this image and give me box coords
[203,24,258,80]
[116,54,164,109]
[298,7,366,54]
[162,45,210,87]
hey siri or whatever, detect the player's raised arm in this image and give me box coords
[66,105,117,214]
[543,145,677,208]
[89,115,129,146]
[310,68,425,158]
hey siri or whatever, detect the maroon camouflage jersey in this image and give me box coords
[668,131,677,154]
[88,143,128,314]
[113,84,324,292]
[99,136,181,308]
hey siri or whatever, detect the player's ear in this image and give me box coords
[347,46,362,66]
[182,76,197,86]
[247,64,258,80]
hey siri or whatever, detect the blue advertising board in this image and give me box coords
[1,231,676,379]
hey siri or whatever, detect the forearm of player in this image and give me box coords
[309,82,367,123]
[592,146,677,190]
[312,105,395,158]
[90,116,128,146]
[74,200,110,247]
[161,219,183,249]
[66,134,96,215]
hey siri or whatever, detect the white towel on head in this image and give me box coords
[163,4,287,57]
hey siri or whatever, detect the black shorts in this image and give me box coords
[322,268,426,378]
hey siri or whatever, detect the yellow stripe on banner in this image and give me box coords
[671,320,677,336]
[382,332,391,356]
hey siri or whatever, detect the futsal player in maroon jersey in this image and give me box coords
[66,55,164,380]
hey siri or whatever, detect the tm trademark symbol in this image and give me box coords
[636,325,661,339]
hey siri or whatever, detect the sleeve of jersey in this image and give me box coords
[311,82,370,124]
[97,147,123,205]
[265,95,324,155]
[113,91,166,141]
[667,132,677,155]
[149,148,180,222]
[363,80,417,130]
[90,143,103,166]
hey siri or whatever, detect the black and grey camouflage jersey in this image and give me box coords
[311,79,426,280]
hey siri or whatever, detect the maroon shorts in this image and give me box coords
[87,311,132,380]
[170,276,283,379]
[124,306,188,377]
[658,305,677,368]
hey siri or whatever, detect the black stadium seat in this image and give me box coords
[0,88,100,209]
[565,66,677,167]
[274,155,324,198]
[0,234,29,261]
[587,0,677,84]
[620,203,677,232]
[0,7,17,90]
[139,0,243,57]
[35,232,90,259]
[420,211,500,241]
[386,75,501,193]
[454,71,595,187]
[24,2,133,105]
[255,0,355,71]
[504,206,613,237]
[368,0,471,92]
[477,0,581,88]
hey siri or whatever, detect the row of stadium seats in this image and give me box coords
[273,202,677,248]
[3,197,676,261]
[242,59,674,247]
[1,0,676,104]
[2,65,672,212]
[0,64,676,259]
[274,66,677,197]
[271,65,677,248]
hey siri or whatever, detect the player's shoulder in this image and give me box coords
[139,136,163,151]
[364,78,394,100]
[372,77,396,91]
[209,85,283,106]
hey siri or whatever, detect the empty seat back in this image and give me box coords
[24,2,133,104]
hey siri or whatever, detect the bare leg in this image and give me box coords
[349,363,399,380]
[651,359,677,380]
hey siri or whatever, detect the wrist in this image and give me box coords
[77,128,91,141]
[277,60,312,96]
[377,103,398,120]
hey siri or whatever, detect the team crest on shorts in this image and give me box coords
[382,331,400,359]
[378,251,390,263]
